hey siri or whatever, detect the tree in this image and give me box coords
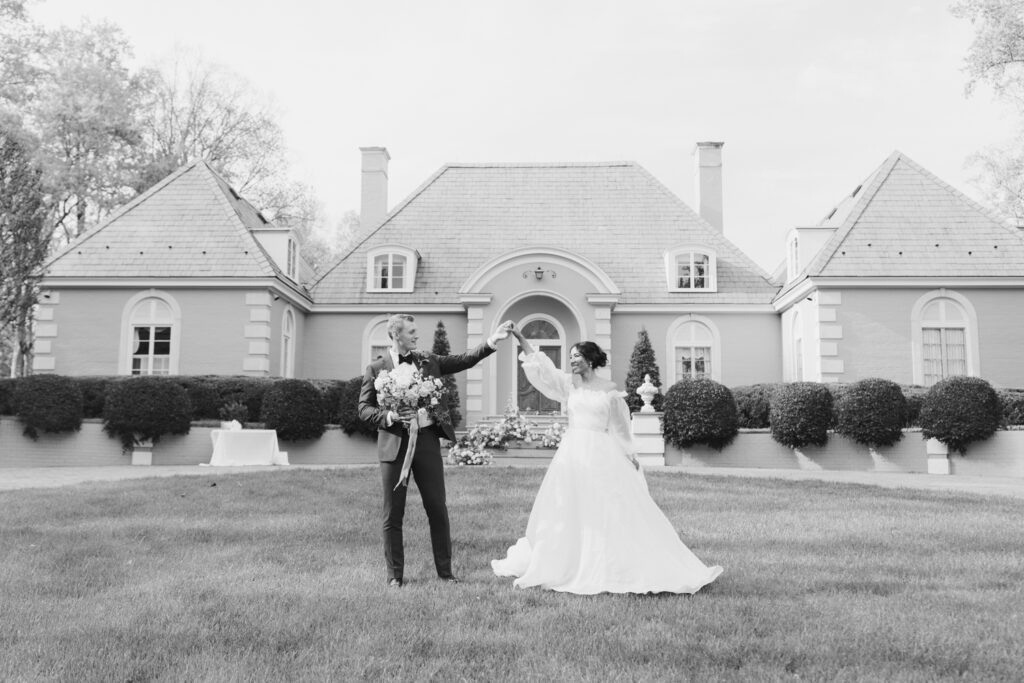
[431,321,462,428]
[135,47,310,222]
[0,0,43,109]
[624,328,664,413]
[0,121,49,376]
[953,0,1024,219]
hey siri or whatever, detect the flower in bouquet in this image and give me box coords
[373,362,448,421]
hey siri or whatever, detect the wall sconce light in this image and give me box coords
[523,266,557,281]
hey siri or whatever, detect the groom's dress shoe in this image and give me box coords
[440,575,460,584]
[387,578,403,588]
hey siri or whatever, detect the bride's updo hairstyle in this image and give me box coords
[572,341,608,369]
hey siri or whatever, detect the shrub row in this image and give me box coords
[662,375,1008,455]
[1,374,380,448]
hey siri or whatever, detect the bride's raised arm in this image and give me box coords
[511,325,572,403]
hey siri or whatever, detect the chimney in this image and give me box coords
[693,141,724,231]
[360,146,390,229]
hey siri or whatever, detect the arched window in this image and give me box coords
[281,308,295,378]
[366,319,392,364]
[366,245,419,292]
[664,246,717,292]
[911,290,979,386]
[667,316,721,384]
[119,291,181,375]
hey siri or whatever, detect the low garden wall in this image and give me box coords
[0,417,377,468]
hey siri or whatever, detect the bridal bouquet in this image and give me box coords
[374,362,447,489]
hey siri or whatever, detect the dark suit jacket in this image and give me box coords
[358,342,496,462]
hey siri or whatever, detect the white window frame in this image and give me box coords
[286,239,297,280]
[910,289,980,386]
[118,290,182,376]
[666,314,722,384]
[664,246,718,292]
[366,245,419,293]
[281,307,296,378]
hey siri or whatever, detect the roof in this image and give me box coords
[43,160,283,280]
[312,162,778,305]
[795,151,1024,283]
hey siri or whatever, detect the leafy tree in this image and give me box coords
[0,121,49,376]
[624,328,664,413]
[0,0,43,109]
[431,321,462,428]
[953,0,1024,219]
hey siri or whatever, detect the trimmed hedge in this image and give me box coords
[336,376,376,439]
[731,384,777,429]
[834,378,907,448]
[14,375,84,440]
[0,378,18,416]
[770,382,834,449]
[103,377,193,451]
[261,379,327,441]
[661,379,739,451]
[998,389,1024,427]
[76,376,116,419]
[920,376,1001,455]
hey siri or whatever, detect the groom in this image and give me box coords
[359,314,513,588]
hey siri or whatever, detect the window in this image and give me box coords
[664,247,717,292]
[516,316,564,413]
[366,246,418,292]
[121,293,181,376]
[911,290,979,387]
[367,320,391,363]
[673,321,712,380]
[281,308,295,378]
[287,239,297,280]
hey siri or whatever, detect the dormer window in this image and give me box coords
[664,247,717,292]
[366,245,419,293]
[287,239,297,280]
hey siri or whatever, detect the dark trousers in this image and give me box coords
[380,427,453,581]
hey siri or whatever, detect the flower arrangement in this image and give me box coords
[539,421,565,448]
[447,436,493,466]
[218,400,249,424]
[498,398,535,443]
[373,362,447,421]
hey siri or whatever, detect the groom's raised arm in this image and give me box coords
[436,322,512,375]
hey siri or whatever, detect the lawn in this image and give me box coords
[1,466,1022,682]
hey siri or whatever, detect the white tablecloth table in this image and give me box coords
[205,429,289,466]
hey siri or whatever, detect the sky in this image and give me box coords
[29,0,1019,272]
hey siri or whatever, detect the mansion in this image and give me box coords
[36,143,1024,426]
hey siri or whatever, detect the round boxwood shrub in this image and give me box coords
[731,383,778,429]
[0,378,19,416]
[920,376,1001,455]
[661,378,739,451]
[998,389,1024,427]
[902,385,928,428]
[14,375,84,440]
[261,379,327,441]
[103,377,192,451]
[834,378,907,448]
[770,382,834,449]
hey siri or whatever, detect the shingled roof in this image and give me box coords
[792,151,1024,287]
[312,162,778,305]
[43,160,282,280]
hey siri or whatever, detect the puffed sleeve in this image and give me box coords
[518,351,572,403]
[607,391,639,457]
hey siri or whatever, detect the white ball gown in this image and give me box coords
[491,352,723,595]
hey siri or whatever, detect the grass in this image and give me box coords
[1,467,1023,682]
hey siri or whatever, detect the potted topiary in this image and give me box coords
[661,378,739,452]
[919,376,1001,470]
[218,400,249,429]
[833,378,907,469]
[102,377,192,464]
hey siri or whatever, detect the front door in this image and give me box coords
[517,345,561,413]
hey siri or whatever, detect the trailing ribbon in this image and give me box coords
[394,408,426,490]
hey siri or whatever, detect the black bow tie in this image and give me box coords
[398,353,415,365]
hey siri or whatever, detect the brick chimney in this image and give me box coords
[693,141,724,232]
[360,146,390,229]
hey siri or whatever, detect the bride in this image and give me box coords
[491,325,723,594]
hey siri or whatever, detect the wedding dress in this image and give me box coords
[491,351,723,594]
